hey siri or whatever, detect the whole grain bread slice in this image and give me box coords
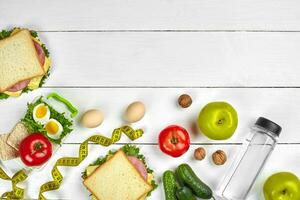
[6,122,30,150]
[0,134,19,161]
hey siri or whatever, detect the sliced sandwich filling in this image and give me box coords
[82,145,157,200]
[0,28,51,98]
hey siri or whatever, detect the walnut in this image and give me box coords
[212,150,227,165]
[194,147,206,160]
[178,94,192,108]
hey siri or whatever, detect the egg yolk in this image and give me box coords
[36,105,47,118]
[45,121,59,135]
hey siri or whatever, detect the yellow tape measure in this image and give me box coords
[0,168,28,200]
[0,126,142,200]
[38,125,143,200]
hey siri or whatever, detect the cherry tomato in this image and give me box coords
[19,133,52,166]
[158,125,190,157]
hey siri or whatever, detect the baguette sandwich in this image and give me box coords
[82,145,157,200]
[0,28,51,99]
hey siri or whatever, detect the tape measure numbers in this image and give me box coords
[0,169,27,200]
[38,125,143,200]
[0,126,143,200]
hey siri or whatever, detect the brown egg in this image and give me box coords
[124,101,146,123]
[80,109,104,128]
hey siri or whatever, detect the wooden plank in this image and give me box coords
[1,144,299,199]
[31,32,300,87]
[0,88,299,143]
[1,0,300,31]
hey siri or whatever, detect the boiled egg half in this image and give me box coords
[44,119,63,140]
[33,103,50,124]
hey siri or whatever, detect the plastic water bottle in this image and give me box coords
[217,117,282,200]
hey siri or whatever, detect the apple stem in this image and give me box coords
[282,189,287,195]
[217,118,225,125]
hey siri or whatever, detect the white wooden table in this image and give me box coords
[1,0,300,199]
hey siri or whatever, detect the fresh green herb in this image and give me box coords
[0,93,9,100]
[22,117,46,134]
[148,179,158,197]
[29,29,50,57]
[21,96,73,145]
[30,30,51,86]
[122,144,140,157]
[0,29,13,39]
[91,155,109,166]
[22,87,33,94]
[41,43,50,57]
[87,145,154,173]
[81,150,115,179]
[121,145,153,173]
[30,30,38,38]
[39,67,50,87]
[82,144,158,196]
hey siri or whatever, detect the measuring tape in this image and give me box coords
[0,168,28,200]
[38,125,143,200]
[0,126,143,200]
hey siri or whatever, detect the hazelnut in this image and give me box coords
[212,150,227,165]
[178,94,192,108]
[194,147,206,160]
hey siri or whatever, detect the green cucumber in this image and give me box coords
[176,163,213,199]
[162,170,178,200]
[176,186,197,200]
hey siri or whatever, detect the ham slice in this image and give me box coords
[127,156,148,181]
[33,40,45,66]
[6,40,45,92]
[7,79,31,92]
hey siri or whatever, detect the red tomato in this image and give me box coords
[158,125,190,157]
[19,133,52,166]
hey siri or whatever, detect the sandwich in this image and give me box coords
[0,28,51,99]
[0,94,75,162]
[82,145,157,200]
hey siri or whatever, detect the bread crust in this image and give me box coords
[0,29,45,92]
[83,150,152,200]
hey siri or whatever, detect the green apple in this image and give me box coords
[197,102,238,140]
[264,172,300,200]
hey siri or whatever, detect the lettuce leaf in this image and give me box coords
[0,93,9,100]
[21,96,73,145]
[0,29,13,39]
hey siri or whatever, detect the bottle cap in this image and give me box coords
[255,117,282,136]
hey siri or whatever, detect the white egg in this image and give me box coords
[33,103,50,124]
[124,101,146,123]
[44,119,63,140]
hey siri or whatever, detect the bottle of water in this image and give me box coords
[217,117,282,200]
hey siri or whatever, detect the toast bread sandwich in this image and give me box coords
[83,150,153,200]
[0,29,45,92]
